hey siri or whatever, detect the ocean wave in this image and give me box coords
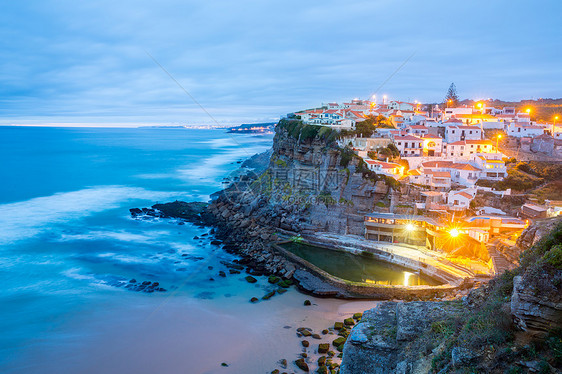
[0,186,178,244]
[58,229,171,244]
[177,144,269,184]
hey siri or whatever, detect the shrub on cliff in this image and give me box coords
[276,118,339,144]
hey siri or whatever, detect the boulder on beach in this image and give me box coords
[295,358,309,371]
[318,343,329,354]
[332,337,346,347]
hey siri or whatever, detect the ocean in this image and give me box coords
[0,126,377,373]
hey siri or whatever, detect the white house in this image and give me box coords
[445,125,482,143]
[407,125,429,136]
[392,134,423,156]
[443,140,495,158]
[388,101,415,111]
[470,154,506,180]
[506,122,544,138]
[447,190,474,210]
[420,161,481,187]
[421,134,443,157]
[408,169,452,191]
[364,159,405,178]
[442,107,473,120]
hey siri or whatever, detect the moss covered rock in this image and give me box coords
[295,358,309,372]
[344,318,355,326]
[332,337,346,347]
[302,340,310,347]
[262,291,276,300]
[268,275,280,284]
[334,322,343,330]
[245,275,257,283]
[318,343,329,354]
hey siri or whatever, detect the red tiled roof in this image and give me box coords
[395,135,422,141]
[455,192,473,199]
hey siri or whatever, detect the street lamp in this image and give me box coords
[406,223,415,231]
[553,115,559,136]
[495,134,502,151]
[449,228,460,238]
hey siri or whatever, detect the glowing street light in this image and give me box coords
[553,115,559,135]
[526,108,531,114]
[495,134,502,151]
[406,223,415,231]
[449,228,460,238]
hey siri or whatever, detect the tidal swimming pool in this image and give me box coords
[281,242,443,286]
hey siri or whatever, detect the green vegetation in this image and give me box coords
[339,114,394,138]
[318,191,337,206]
[444,83,459,107]
[339,146,356,167]
[516,161,562,181]
[476,167,544,191]
[277,118,339,143]
[428,222,562,373]
[532,180,562,203]
[290,235,304,243]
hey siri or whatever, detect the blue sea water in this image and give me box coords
[0,126,282,373]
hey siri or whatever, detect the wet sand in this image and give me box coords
[10,277,379,374]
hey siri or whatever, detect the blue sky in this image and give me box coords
[0,0,561,126]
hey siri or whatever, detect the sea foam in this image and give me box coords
[0,186,177,244]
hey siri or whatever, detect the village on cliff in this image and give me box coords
[285,93,562,277]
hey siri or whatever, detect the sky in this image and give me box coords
[0,0,561,127]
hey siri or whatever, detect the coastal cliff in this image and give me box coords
[203,120,397,290]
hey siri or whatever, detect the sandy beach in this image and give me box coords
[10,274,378,374]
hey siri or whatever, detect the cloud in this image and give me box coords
[0,0,561,125]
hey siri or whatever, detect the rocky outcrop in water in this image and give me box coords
[130,201,208,225]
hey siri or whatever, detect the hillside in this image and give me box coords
[341,218,562,373]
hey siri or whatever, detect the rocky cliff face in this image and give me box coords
[264,125,390,235]
[340,301,464,374]
[208,124,392,240]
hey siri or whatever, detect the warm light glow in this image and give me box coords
[497,134,502,139]
[406,223,415,231]
[526,108,531,114]
[477,103,483,108]
[449,228,460,238]
[403,271,413,286]
[555,116,559,121]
